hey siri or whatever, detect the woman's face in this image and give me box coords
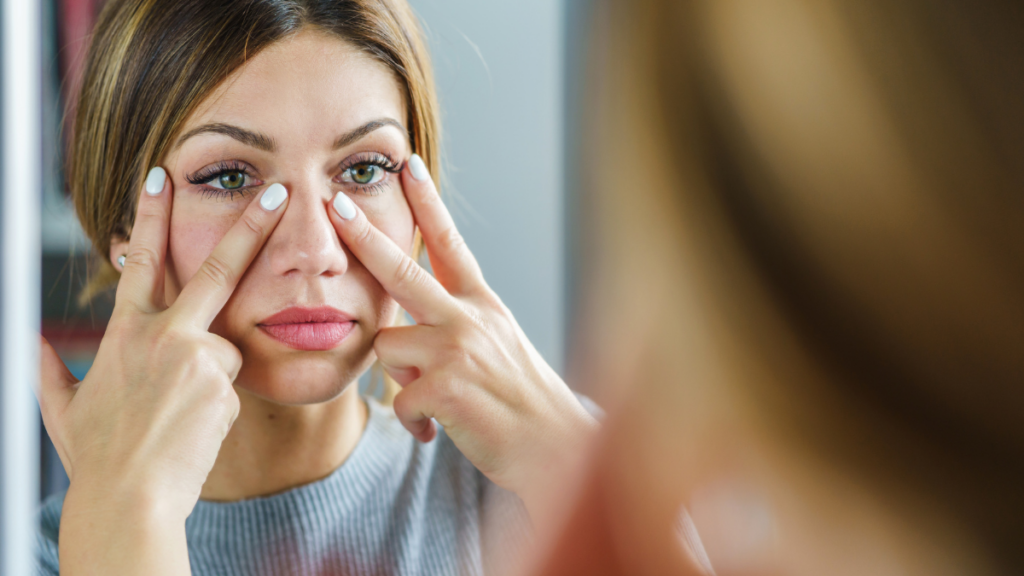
[153,30,414,404]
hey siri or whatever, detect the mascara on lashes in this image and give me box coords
[185,152,406,199]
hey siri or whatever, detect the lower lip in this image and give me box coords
[259,321,355,351]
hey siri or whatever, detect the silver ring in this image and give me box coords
[117,255,126,269]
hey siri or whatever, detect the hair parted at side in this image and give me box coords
[70,0,440,303]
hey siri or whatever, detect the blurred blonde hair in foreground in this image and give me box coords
[539,0,1024,574]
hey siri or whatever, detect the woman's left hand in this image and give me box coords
[328,154,598,516]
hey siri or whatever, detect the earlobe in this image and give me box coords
[109,237,130,271]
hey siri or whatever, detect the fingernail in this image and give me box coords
[409,153,430,181]
[260,183,288,211]
[145,167,166,196]
[333,192,357,220]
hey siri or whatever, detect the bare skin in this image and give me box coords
[39,30,597,574]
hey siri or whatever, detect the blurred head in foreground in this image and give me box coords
[548,0,1024,574]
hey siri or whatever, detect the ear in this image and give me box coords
[109,235,130,271]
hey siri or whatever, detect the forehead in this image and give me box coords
[183,29,407,145]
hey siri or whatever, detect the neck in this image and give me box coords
[200,383,368,502]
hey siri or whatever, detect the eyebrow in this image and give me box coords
[174,118,408,153]
[175,123,276,152]
[332,118,407,150]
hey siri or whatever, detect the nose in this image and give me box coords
[263,181,348,277]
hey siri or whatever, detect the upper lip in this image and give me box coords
[257,306,355,326]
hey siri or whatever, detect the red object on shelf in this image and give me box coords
[41,318,106,360]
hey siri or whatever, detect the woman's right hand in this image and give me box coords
[38,168,288,574]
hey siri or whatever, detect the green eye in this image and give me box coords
[218,171,246,190]
[346,163,384,185]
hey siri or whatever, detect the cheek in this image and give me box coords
[360,189,415,254]
[167,200,238,289]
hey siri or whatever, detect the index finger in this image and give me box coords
[171,183,289,329]
[328,192,456,326]
[114,167,173,312]
[402,154,485,296]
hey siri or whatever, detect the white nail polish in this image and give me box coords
[333,192,357,220]
[260,183,288,211]
[145,166,166,196]
[117,255,126,269]
[409,153,430,181]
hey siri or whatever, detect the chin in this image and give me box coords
[234,347,376,405]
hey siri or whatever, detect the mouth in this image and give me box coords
[257,306,356,351]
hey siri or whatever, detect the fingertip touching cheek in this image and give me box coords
[158,30,419,405]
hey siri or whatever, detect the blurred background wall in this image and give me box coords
[407,0,568,372]
[39,0,578,499]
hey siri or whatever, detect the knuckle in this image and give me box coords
[474,287,504,312]
[226,345,243,371]
[452,306,487,337]
[124,245,161,273]
[181,339,209,364]
[351,220,376,249]
[209,375,237,404]
[372,330,393,354]
[394,257,424,292]
[151,324,186,354]
[442,330,476,367]
[392,389,414,421]
[430,377,463,414]
[218,341,244,376]
[436,226,467,255]
[203,375,239,422]
[392,387,409,411]
[134,201,166,226]
[197,254,236,288]
[238,212,267,239]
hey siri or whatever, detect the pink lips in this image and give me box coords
[257,306,355,351]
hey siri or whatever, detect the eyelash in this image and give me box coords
[184,153,404,200]
[336,152,404,196]
[185,160,262,200]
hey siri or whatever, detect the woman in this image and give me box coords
[541,0,1024,574]
[36,1,597,574]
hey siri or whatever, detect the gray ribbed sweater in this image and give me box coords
[36,397,532,576]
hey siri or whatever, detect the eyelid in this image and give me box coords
[185,159,263,185]
[185,160,265,200]
[333,151,404,197]
[336,151,402,173]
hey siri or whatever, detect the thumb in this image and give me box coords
[39,335,77,421]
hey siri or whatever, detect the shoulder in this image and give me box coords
[36,491,65,576]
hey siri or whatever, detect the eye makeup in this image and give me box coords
[335,151,405,196]
[183,149,406,201]
[185,160,264,200]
